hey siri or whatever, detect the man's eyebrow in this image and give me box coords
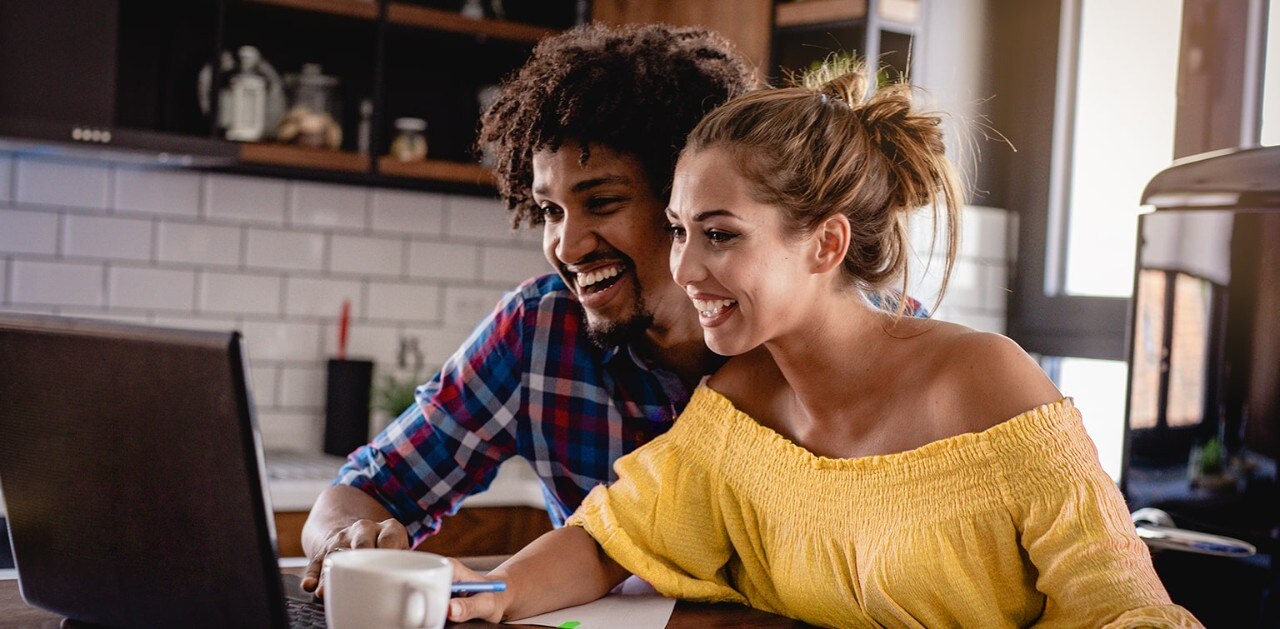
[532,175,632,200]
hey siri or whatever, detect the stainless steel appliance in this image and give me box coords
[1124,145,1280,627]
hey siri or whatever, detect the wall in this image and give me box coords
[0,153,543,452]
[0,152,1012,453]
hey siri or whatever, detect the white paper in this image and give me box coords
[506,576,676,629]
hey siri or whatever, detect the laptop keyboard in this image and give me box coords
[286,596,327,629]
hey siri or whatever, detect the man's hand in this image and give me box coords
[301,517,410,596]
[446,559,510,623]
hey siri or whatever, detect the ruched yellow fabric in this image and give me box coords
[567,386,1201,628]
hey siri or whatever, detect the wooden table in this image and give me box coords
[0,557,810,628]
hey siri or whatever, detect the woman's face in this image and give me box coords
[667,148,820,356]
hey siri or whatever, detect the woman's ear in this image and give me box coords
[812,214,850,274]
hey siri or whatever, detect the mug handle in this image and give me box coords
[400,582,433,628]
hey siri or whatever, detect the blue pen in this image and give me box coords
[452,581,507,595]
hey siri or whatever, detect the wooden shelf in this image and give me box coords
[377,156,495,186]
[776,0,866,27]
[240,143,371,173]
[775,0,919,28]
[247,0,379,20]
[386,3,556,43]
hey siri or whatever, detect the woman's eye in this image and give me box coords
[706,229,737,244]
[665,223,687,241]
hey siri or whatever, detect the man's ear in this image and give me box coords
[812,214,850,274]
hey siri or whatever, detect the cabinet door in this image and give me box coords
[0,0,119,126]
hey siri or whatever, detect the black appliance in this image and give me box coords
[1124,145,1280,627]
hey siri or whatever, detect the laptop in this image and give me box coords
[0,313,326,628]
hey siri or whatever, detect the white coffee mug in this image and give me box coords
[324,548,453,629]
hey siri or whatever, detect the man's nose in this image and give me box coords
[554,213,597,264]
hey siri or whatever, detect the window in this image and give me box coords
[1263,0,1280,146]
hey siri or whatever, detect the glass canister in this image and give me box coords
[390,117,428,162]
[277,63,342,149]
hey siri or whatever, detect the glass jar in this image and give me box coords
[277,63,342,149]
[390,117,428,162]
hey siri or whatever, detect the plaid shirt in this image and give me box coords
[337,273,927,545]
[336,274,693,545]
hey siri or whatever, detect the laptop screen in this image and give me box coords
[0,314,289,628]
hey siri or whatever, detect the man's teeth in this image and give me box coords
[576,265,623,288]
[693,299,737,317]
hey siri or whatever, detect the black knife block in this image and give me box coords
[323,359,373,457]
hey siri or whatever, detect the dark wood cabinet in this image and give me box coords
[0,0,580,193]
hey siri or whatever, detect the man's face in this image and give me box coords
[532,143,680,347]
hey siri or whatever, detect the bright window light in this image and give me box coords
[1262,0,1280,146]
[1055,356,1129,483]
[1063,0,1182,297]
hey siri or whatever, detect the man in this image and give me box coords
[300,23,758,592]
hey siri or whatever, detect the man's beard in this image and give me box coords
[584,283,654,349]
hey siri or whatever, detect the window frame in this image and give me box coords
[997,0,1268,362]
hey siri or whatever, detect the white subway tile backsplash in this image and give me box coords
[366,281,440,323]
[245,228,326,271]
[157,221,242,266]
[0,208,59,255]
[442,285,506,329]
[323,321,401,365]
[279,366,327,408]
[407,240,479,281]
[481,247,550,284]
[292,181,370,230]
[938,309,1006,334]
[205,174,288,224]
[284,276,363,318]
[248,363,280,408]
[108,267,196,310]
[447,195,523,242]
[15,158,110,209]
[240,319,323,361]
[11,260,104,307]
[961,206,1010,260]
[63,214,153,261]
[201,271,282,315]
[0,156,11,203]
[114,168,202,217]
[943,258,984,310]
[330,234,404,276]
[370,189,445,235]
[256,409,323,452]
[984,262,1010,311]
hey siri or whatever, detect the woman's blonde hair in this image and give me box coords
[684,58,964,316]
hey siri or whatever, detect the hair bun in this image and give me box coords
[800,57,870,107]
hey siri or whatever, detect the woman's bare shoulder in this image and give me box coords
[925,325,1063,432]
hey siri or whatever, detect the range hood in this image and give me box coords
[0,0,236,167]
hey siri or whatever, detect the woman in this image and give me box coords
[446,61,1200,628]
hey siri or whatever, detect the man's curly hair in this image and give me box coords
[479,23,757,227]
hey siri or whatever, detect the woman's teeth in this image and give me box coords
[576,265,623,290]
[693,298,737,317]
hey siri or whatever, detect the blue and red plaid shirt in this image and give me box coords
[337,273,695,545]
[337,273,926,545]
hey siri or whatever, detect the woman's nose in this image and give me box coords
[670,241,702,288]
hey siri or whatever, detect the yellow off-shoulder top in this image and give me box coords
[566,386,1201,628]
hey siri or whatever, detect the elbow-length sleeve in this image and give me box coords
[998,401,1202,628]
[565,409,746,605]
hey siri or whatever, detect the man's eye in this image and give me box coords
[706,229,737,244]
[540,205,564,221]
[587,197,624,212]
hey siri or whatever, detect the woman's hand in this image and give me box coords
[446,559,511,623]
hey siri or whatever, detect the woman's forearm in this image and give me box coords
[488,525,631,621]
